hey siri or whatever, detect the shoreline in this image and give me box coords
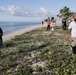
[3,23,47,42]
[3,24,40,35]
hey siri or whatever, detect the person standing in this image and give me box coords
[42,21,44,25]
[0,27,3,48]
[62,19,67,30]
[47,20,51,31]
[68,14,76,54]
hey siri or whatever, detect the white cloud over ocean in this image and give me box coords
[0,5,30,16]
[0,5,52,17]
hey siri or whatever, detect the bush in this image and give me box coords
[15,65,33,75]
[3,40,17,47]
[35,65,43,72]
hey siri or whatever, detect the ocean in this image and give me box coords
[0,22,40,35]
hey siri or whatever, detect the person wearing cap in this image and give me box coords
[68,14,76,54]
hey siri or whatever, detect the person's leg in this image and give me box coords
[49,25,50,30]
[63,25,64,30]
[72,46,76,54]
[47,25,49,31]
[0,39,2,47]
[64,25,66,30]
[65,25,67,30]
[0,39,2,57]
[47,26,48,30]
[62,24,64,29]
[48,25,50,30]
[63,24,65,30]
[0,38,3,48]
[72,37,76,54]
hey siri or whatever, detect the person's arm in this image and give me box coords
[68,29,71,35]
[68,23,72,35]
[68,28,71,33]
[65,24,71,39]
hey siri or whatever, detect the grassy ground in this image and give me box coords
[0,26,76,75]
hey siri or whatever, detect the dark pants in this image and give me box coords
[0,37,2,57]
[0,37,3,48]
[72,46,76,54]
[62,25,66,30]
[47,25,50,31]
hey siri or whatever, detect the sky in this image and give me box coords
[0,0,76,22]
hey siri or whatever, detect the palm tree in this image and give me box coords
[59,6,71,19]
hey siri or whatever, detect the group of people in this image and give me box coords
[0,14,76,55]
[42,20,51,31]
[61,14,76,54]
[46,14,76,55]
[46,18,67,31]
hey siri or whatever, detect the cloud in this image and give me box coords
[34,7,55,17]
[0,5,16,15]
[38,7,48,15]
[0,5,30,16]
[34,7,48,17]
[0,5,52,17]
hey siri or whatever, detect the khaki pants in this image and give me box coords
[72,37,76,47]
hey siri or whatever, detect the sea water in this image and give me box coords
[0,22,40,35]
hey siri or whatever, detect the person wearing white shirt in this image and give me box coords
[68,14,76,54]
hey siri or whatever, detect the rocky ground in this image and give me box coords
[0,26,76,75]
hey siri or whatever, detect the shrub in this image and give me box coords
[35,65,43,72]
[3,40,17,47]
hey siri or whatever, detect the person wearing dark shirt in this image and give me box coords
[0,27,3,47]
[62,19,67,30]
[42,21,44,25]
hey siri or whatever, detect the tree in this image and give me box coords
[44,19,48,22]
[44,17,50,22]
[48,17,50,21]
[60,6,71,18]
[51,17,54,21]
[57,6,73,19]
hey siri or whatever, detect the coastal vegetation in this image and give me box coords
[0,26,76,75]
